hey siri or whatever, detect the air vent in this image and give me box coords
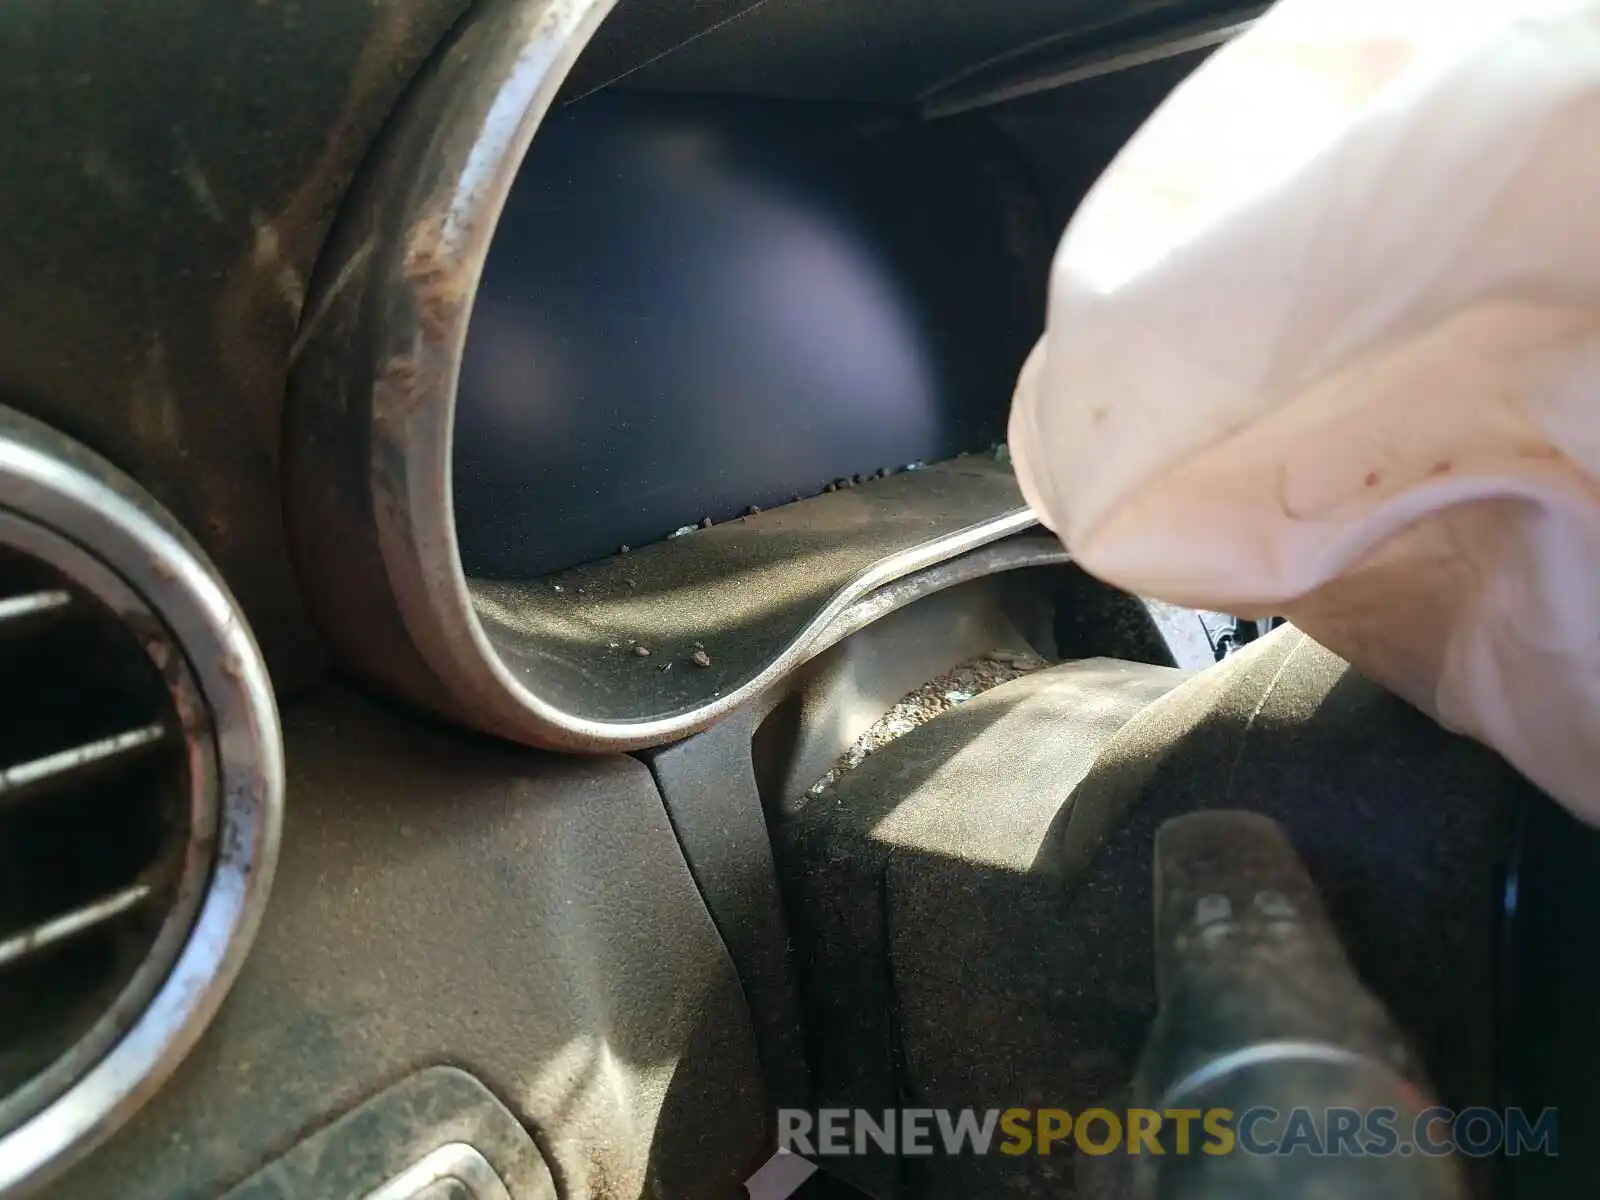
[0,407,282,1196]
[0,536,201,1127]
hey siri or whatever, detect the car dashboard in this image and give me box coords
[0,1,1261,1196]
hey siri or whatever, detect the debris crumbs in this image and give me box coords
[691,649,712,668]
[632,644,652,658]
[807,647,1049,796]
[634,459,998,553]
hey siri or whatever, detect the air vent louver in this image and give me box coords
[0,541,200,1118]
[0,407,282,1197]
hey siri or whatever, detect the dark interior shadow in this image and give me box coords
[1500,787,1600,1200]
[768,640,1527,1199]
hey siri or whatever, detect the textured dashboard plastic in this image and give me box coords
[54,688,768,1200]
[225,1068,553,1200]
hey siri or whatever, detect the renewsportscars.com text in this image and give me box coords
[778,1106,1559,1159]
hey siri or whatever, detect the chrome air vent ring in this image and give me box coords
[0,406,283,1195]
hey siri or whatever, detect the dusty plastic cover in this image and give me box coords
[1009,0,1600,820]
